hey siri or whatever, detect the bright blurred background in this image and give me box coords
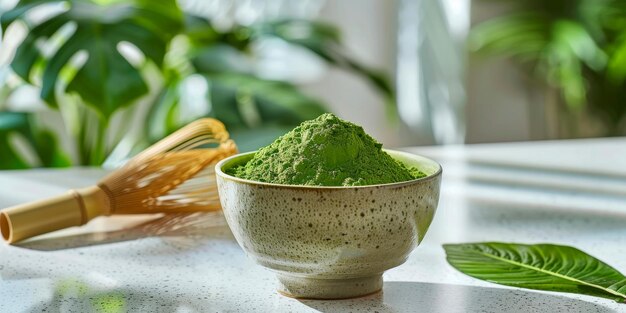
[1,0,625,169]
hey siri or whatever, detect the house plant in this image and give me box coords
[0,0,393,168]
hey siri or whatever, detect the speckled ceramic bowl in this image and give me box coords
[215,150,442,299]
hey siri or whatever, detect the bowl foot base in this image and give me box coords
[276,273,382,300]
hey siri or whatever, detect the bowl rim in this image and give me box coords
[215,149,442,189]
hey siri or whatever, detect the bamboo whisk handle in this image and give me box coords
[0,186,110,243]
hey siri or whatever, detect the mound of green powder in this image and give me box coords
[229,113,426,186]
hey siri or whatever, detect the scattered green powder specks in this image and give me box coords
[229,113,426,186]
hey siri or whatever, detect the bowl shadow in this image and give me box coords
[298,281,617,313]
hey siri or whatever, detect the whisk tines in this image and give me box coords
[99,119,237,214]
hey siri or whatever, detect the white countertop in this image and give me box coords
[1,137,626,312]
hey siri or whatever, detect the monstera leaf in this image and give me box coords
[1,0,183,118]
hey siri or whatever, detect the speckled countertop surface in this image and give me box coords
[1,138,626,312]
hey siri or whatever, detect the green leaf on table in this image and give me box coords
[444,242,626,303]
[1,0,183,118]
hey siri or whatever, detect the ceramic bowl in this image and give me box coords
[215,150,442,299]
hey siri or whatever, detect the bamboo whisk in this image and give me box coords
[0,118,237,244]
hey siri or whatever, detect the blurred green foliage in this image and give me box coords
[0,0,394,168]
[0,112,71,168]
[1,0,183,117]
[470,0,626,136]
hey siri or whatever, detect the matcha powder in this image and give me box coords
[229,113,426,186]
